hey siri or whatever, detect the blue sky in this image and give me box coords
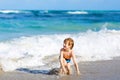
[0,0,119,10]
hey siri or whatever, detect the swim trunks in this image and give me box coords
[65,59,71,63]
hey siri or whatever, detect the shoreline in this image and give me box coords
[0,59,120,80]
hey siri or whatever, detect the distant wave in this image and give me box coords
[0,10,21,14]
[67,11,88,14]
[0,10,89,15]
[0,10,120,22]
[0,10,54,14]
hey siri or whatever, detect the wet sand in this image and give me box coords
[0,59,120,80]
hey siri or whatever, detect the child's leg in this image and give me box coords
[59,58,67,74]
[59,66,63,74]
[66,63,71,75]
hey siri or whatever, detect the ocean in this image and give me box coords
[0,10,120,72]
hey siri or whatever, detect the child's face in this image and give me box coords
[63,42,71,50]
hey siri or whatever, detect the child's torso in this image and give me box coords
[63,50,72,59]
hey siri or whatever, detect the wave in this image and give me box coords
[67,11,88,14]
[0,10,61,14]
[0,10,89,15]
[0,10,21,14]
[0,29,120,71]
[0,10,120,22]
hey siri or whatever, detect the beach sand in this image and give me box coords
[0,59,120,80]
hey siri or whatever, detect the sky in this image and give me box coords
[0,0,119,10]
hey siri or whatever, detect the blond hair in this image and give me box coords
[64,38,74,49]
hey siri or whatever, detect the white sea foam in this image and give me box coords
[0,29,120,71]
[0,10,20,14]
[67,11,88,14]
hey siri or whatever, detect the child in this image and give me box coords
[59,38,80,75]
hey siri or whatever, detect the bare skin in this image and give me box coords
[59,42,80,75]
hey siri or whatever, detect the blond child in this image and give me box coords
[59,38,80,75]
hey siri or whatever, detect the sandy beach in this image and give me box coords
[0,59,120,80]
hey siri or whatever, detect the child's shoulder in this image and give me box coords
[60,48,64,51]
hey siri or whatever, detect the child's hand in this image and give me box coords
[64,69,68,74]
[77,70,80,76]
[62,68,67,74]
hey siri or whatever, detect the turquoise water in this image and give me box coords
[0,10,120,41]
[0,10,120,71]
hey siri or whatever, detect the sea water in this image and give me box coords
[0,10,120,71]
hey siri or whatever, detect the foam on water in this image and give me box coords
[75,29,120,61]
[0,29,120,71]
[67,11,88,14]
[0,10,21,14]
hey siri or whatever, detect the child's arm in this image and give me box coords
[60,50,67,74]
[71,51,80,75]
